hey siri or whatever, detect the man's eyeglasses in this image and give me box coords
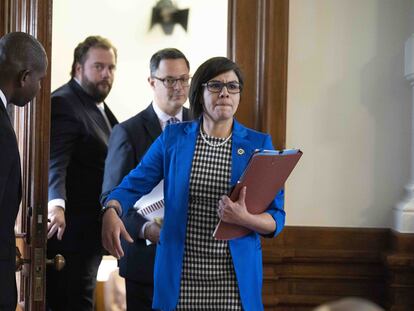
[202,81,242,94]
[153,76,190,88]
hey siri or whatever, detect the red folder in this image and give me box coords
[213,149,303,240]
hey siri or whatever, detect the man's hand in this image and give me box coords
[144,221,161,244]
[47,205,66,240]
[102,206,133,259]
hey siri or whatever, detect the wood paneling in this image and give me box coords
[0,1,6,35]
[385,230,414,311]
[260,0,288,149]
[262,226,414,311]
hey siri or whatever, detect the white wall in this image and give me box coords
[53,0,414,228]
[52,0,227,122]
[286,0,414,228]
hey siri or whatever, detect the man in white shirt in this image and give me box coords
[101,48,191,311]
[0,31,47,311]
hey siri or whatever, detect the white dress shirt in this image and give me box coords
[0,89,7,109]
[139,102,183,240]
[152,101,183,130]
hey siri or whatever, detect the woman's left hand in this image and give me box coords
[218,186,249,226]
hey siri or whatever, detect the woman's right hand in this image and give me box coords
[102,206,133,259]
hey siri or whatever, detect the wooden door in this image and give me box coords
[0,0,52,310]
[228,0,289,149]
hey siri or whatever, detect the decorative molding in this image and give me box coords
[261,226,414,310]
[3,0,53,309]
[227,0,288,149]
[393,34,414,233]
[384,230,414,311]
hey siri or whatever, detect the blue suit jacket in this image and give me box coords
[107,119,285,311]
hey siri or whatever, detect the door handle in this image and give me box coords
[46,254,66,271]
[16,247,66,272]
[15,247,30,271]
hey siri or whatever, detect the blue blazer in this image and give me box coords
[107,119,285,311]
[101,104,190,285]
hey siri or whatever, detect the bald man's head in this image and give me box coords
[0,32,48,106]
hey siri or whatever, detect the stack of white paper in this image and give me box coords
[134,180,164,222]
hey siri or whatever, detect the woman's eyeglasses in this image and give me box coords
[202,81,242,94]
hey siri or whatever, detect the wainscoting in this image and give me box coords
[262,226,414,311]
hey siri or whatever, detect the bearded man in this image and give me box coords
[46,36,118,311]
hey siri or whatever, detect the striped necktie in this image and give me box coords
[166,117,180,125]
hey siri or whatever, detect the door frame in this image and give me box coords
[229,0,288,149]
[1,0,288,309]
[0,1,52,310]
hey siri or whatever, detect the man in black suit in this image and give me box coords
[46,36,118,311]
[0,32,47,311]
[101,48,191,310]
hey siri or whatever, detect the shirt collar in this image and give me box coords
[74,77,82,87]
[96,102,105,110]
[152,101,183,122]
[0,88,7,109]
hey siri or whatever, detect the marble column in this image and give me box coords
[393,34,414,233]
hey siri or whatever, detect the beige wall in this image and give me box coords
[53,0,414,228]
[286,0,414,227]
[52,0,227,122]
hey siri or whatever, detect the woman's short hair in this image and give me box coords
[70,36,117,77]
[189,57,244,119]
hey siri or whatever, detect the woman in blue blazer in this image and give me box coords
[102,57,285,310]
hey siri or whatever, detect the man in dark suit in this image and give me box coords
[0,32,47,311]
[46,36,118,311]
[101,48,191,310]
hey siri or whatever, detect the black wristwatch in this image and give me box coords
[101,204,121,217]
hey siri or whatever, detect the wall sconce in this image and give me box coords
[150,0,189,35]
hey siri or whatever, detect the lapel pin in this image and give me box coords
[237,148,245,155]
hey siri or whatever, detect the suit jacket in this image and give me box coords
[107,119,286,311]
[48,79,118,253]
[101,103,190,284]
[0,98,20,307]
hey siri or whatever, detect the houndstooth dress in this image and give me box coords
[176,131,242,310]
